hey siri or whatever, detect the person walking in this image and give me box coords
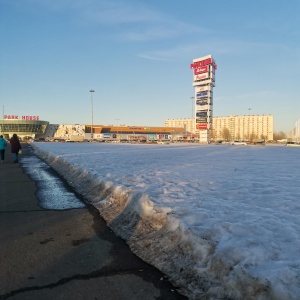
[0,135,7,163]
[10,133,22,163]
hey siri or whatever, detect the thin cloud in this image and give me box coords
[138,38,300,63]
[86,1,164,24]
[9,0,210,42]
[86,4,208,41]
[137,54,172,62]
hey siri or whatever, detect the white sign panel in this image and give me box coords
[194,73,210,81]
[196,85,212,93]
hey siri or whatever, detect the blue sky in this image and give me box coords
[1,0,299,133]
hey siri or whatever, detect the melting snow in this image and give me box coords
[30,142,300,299]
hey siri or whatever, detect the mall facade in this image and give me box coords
[1,115,49,140]
[43,124,185,141]
[2,112,274,142]
[1,115,185,141]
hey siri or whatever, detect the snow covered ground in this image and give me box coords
[30,142,300,299]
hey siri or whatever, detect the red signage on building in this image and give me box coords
[190,58,217,70]
[4,115,18,119]
[196,124,208,130]
[4,115,40,120]
[22,116,39,120]
[194,66,208,75]
[190,58,212,69]
[194,73,209,81]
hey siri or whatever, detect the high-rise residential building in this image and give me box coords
[288,118,300,142]
[165,114,274,141]
[213,115,273,141]
[164,118,194,134]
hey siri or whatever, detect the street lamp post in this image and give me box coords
[89,89,95,140]
[115,118,120,141]
[2,105,6,135]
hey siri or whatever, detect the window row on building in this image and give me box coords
[165,115,274,141]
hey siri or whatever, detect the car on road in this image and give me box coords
[285,142,300,147]
[231,141,247,145]
[157,140,171,144]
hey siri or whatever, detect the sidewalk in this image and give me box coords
[0,143,187,300]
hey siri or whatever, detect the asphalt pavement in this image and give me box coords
[0,143,187,300]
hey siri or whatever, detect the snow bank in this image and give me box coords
[31,143,300,299]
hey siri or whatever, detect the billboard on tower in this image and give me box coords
[190,54,217,143]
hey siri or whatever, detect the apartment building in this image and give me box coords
[288,118,300,142]
[165,114,274,141]
[213,115,273,141]
[164,118,194,134]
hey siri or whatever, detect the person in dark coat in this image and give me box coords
[10,133,22,163]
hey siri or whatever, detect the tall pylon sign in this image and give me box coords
[190,55,217,143]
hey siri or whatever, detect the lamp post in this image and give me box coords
[2,105,6,135]
[247,108,252,141]
[89,89,95,140]
[115,118,120,141]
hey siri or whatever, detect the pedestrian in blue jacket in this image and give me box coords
[0,135,8,163]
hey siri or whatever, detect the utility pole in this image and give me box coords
[89,89,95,140]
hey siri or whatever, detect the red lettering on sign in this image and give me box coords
[196,124,208,130]
[195,74,208,80]
[4,115,19,120]
[21,115,40,120]
[5,115,39,120]
[190,58,213,69]
[194,66,208,75]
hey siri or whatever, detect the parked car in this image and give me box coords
[157,140,170,144]
[231,141,247,145]
[286,142,300,147]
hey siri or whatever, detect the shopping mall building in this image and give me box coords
[1,115,185,141]
[1,115,49,140]
[1,113,274,142]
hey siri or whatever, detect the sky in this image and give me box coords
[1,0,299,133]
[29,142,300,299]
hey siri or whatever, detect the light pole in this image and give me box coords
[247,108,252,141]
[115,118,120,141]
[2,105,6,135]
[89,89,95,140]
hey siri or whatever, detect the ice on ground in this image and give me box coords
[30,142,300,299]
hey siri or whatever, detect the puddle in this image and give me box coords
[21,153,86,210]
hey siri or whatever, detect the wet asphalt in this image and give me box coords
[0,143,187,300]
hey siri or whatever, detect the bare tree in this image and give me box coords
[210,128,216,140]
[260,134,267,140]
[273,131,287,141]
[222,127,231,141]
[249,132,258,143]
